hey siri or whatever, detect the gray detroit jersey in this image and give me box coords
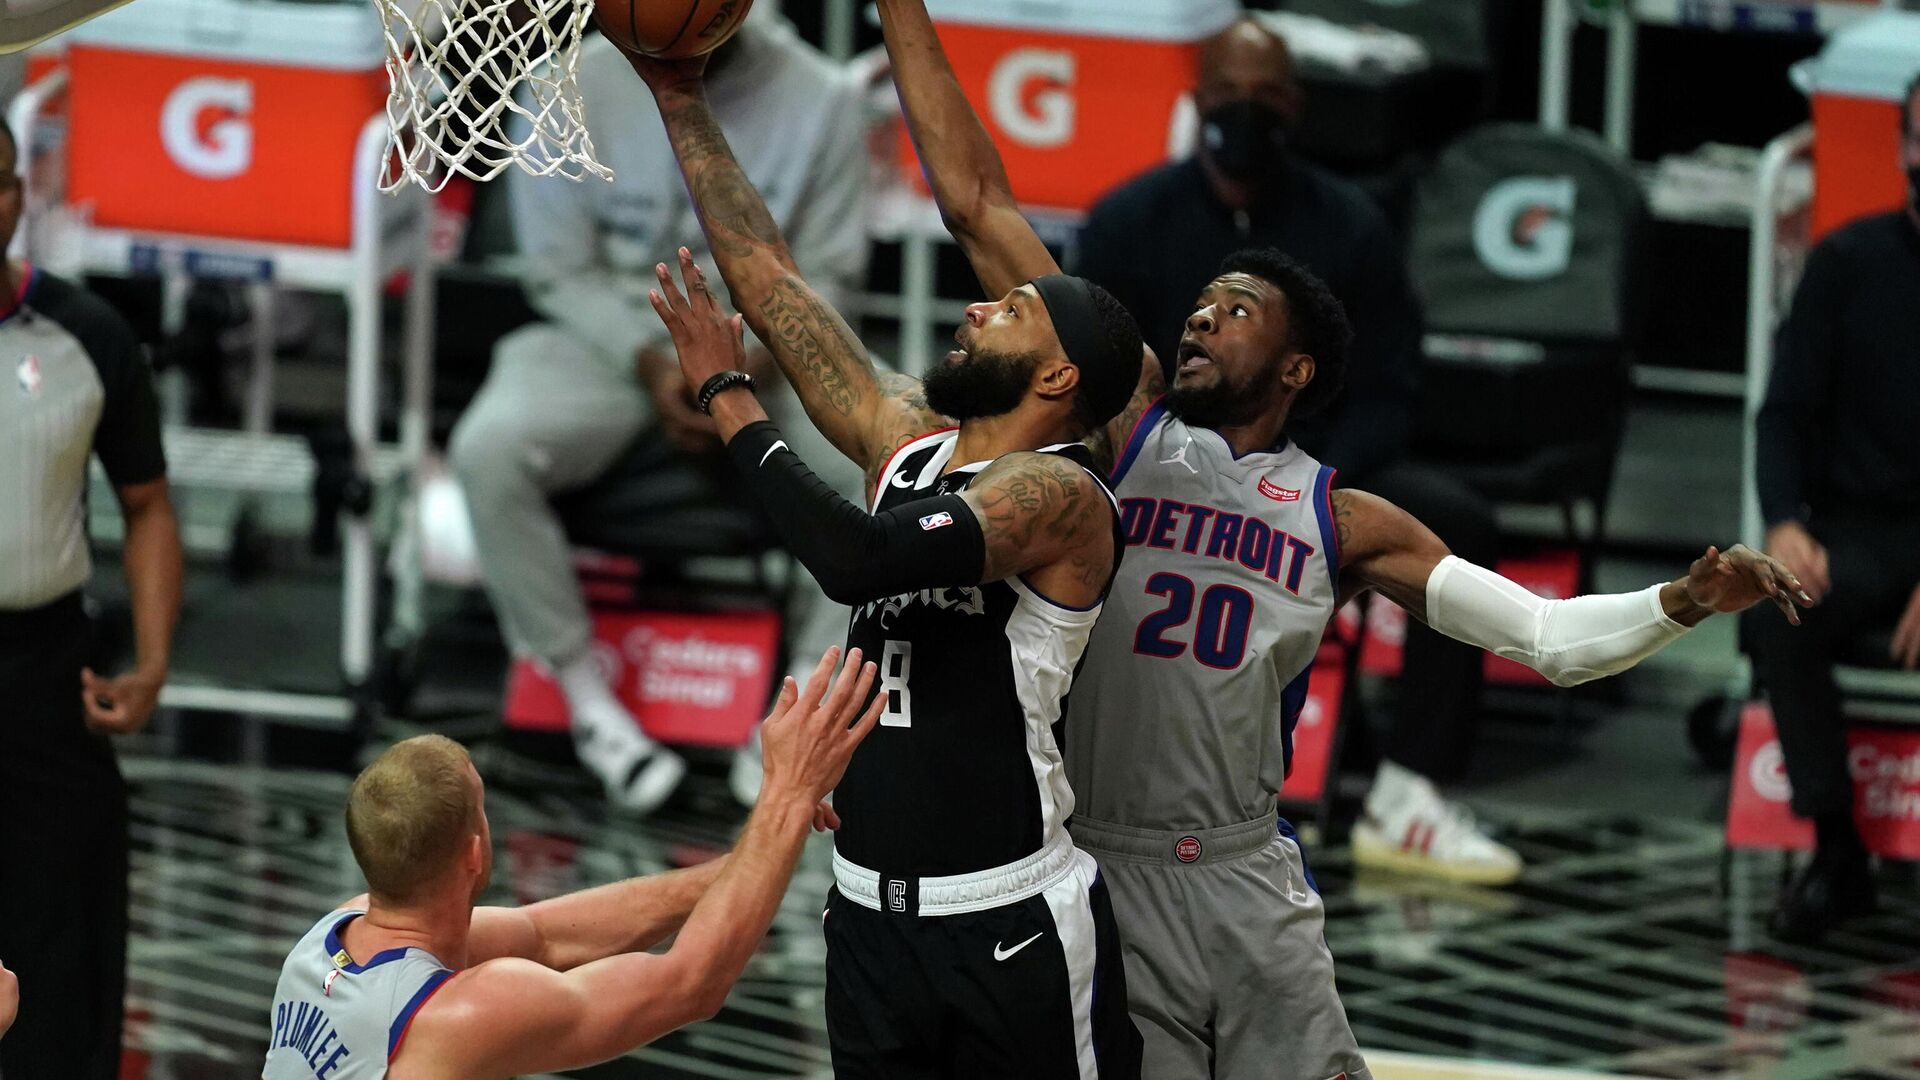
[262,910,456,1078]
[1066,403,1339,829]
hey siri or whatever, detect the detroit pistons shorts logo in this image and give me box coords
[1175,836,1202,863]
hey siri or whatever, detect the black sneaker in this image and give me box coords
[1768,847,1877,945]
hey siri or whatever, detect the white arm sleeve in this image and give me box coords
[1424,556,1692,687]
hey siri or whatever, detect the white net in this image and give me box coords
[376,0,613,193]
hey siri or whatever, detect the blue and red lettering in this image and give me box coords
[1120,497,1318,595]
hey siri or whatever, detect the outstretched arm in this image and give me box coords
[876,0,1059,298]
[462,858,728,972]
[628,56,939,485]
[1335,490,1813,687]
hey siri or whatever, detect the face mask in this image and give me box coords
[1200,100,1290,184]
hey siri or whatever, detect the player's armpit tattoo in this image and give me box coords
[970,454,1102,581]
[1087,356,1167,475]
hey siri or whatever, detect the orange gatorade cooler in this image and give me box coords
[1794,10,1920,239]
[63,0,389,248]
[910,0,1240,213]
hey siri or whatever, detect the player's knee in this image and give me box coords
[448,406,530,498]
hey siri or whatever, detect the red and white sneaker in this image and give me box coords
[1352,762,1522,886]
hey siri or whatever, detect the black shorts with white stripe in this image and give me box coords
[823,858,1141,1080]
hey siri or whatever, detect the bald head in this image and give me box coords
[1195,17,1299,123]
[345,735,488,905]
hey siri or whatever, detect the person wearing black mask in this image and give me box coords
[1077,17,1516,886]
[1747,72,1920,944]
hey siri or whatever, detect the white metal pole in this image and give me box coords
[244,283,275,436]
[1603,1,1638,154]
[342,116,388,687]
[901,230,936,377]
[1539,0,1574,131]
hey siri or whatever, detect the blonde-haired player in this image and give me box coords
[262,646,879,1079]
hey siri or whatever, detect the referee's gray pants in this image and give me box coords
[448,323,863,676]
[1070,811,1372,1080]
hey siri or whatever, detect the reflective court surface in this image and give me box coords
[118,749,1920,1080]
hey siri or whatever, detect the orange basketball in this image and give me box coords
[596,0,755,59]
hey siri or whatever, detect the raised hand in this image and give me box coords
[759,646,883,807]
[650,248,750,403]
[1684,544,1815,626]
[614,41,710,93]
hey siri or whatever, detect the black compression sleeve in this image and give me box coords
[726,421,986,605]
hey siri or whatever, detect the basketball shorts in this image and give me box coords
[1070,811,1373,1080]
[823,838,1143,1079]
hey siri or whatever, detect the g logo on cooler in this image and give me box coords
[161,76,254,180]
[988,48,1075,149]
[1473,176,1576,281]
[1750,739,1793,804]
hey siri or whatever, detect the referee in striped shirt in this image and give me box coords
[0,118,181,1077]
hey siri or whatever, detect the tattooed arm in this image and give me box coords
[960,452,1117,604]
[630,57,941,480]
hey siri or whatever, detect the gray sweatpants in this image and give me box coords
[448,322,862,675]
[1069,812,1371,1080]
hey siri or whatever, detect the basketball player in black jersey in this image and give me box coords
[628,47,1148,1080]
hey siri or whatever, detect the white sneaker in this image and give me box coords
[557,655,685,816]
[1352,761,1522,886]
[729,726,764,809]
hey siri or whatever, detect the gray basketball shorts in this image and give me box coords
[1068,810,1372,1080]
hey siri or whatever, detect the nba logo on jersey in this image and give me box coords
[15,355,41,400]
[919,511,955,531]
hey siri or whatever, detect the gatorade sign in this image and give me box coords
[66,18,388,247]
[904,0,1237,212]
[160,76,254,179]
[1474,176,1577,281]
[989,48,1076,149]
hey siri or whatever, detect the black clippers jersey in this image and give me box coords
[834,429,1123,878]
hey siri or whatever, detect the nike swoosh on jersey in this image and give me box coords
[992,932,1044,962]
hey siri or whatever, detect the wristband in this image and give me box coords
[698,370,756,414]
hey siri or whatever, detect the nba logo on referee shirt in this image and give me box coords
[1175,836,1202,863]
[15,355,40,399]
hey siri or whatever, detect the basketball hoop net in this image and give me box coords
[375,0,612,193]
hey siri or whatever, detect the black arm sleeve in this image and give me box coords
[1756,239,1842,528]
[727,420,986,606]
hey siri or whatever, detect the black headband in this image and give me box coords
[1030,274,1134,426]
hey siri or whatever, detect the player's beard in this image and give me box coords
[922,347,1042,421]
[1165,355,1282,429]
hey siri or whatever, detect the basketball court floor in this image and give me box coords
[115,719,1920,1080]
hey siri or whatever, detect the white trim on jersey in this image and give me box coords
[1004,576,1101,846]
[1041,849,1107,1080]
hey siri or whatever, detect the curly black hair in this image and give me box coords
[1217,248,1354,418]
